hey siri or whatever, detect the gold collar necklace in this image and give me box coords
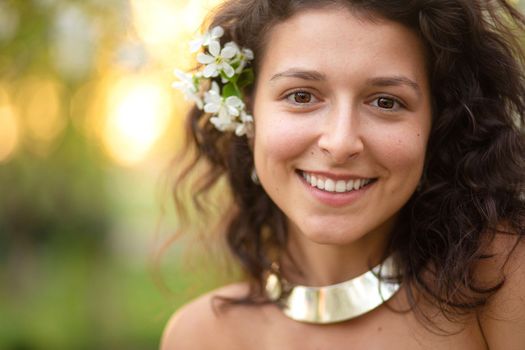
[264,255,401,324]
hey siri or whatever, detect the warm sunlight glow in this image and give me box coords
[0,102,19,163]
[103,75,172,166]
[16,77,65,155]
[130,0,223,66]
[0,85,19,163]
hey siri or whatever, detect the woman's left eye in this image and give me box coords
[370,96,404,111]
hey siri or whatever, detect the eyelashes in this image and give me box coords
[368,96,406,112]
[282,89,406,112]
[284,90,319,107]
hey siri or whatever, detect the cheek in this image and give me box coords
[387,135,426,167]
[252,118,302,197]
[253,112,313,164]
[366,121,429,175]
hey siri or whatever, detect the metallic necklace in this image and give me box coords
[264,255,401,324]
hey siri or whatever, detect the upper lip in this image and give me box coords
[298,169,374,181]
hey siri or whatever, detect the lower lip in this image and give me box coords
[298,173,374,207]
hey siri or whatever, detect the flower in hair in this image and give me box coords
[204,82,251,136]
[173,26,254,137]
[189,26,224,52]
[197,41,239,78]
[171,69,204,109]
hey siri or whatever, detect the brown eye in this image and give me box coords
[371,96,404,112]
[285,90,320,107]
[377,97,395,109]
[293,91,312,104]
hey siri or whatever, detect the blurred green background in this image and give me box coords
[0,0,229,349]
[1,0,524,349]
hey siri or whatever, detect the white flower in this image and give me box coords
[204,90,243,121]
[224,96,244,116]
[241,111,253,123]
[172,69,203,109]
[197,41,239,78]
[204,82,251,134]
[235,111,254,136]
[173,27,254,137]
[209,115,236,132]
[202,81,219,111]
[189,26,224,52]
[235,48,255,74]
[242,48,254,60]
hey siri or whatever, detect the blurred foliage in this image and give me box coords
[0,0,226,349]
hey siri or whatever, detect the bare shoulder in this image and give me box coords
[160,282,254,350]
[477,232,525,349]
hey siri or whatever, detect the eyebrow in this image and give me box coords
[366,76,421,96]
[269,68,327,82]
[269,69,421,96]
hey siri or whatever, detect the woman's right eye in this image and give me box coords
[285,90,318,106]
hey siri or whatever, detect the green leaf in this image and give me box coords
[222,83,240,98]
[237,68,254,89]
[220,71,232,83]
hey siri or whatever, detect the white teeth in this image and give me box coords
[335,180,346,193]
[324,179,335,192]
[302,171,372,193]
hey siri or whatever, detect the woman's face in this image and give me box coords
[252,7,432,246]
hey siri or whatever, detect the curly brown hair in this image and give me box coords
[171,0,525,325]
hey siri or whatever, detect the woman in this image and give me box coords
[162,0,525,348]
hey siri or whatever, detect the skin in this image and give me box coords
[251,6,431,286]
[161,7,525,350]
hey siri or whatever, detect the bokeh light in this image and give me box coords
[0,85,19,163]
[16,77,65,156]
[130,0,223,67]
[102,74,173,166]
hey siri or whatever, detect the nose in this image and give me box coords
[317,104,364,163]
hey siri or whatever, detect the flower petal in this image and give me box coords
[208,41,221,57]
[204,102,221,114]
[173,69,192,82]
[226,105,240,117]
[210,26,224,39]
[235,123,246,136]
[203,63,218,78]
[210,81,220,94]
[221,45,238,60]
[241,113,253,123]
[197,53,214,64]
[222,63,235,78]
[242,49,254,60]
[209,116,221,129]
[189,38,203,52]
[204,90,221,104]
[225,96,243,108]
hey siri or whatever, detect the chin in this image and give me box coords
[296,224,370,246]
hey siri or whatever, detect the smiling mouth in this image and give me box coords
[298,170,377,194]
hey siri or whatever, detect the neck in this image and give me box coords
[281,219,395,286]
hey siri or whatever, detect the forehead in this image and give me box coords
[257,7,428,89]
